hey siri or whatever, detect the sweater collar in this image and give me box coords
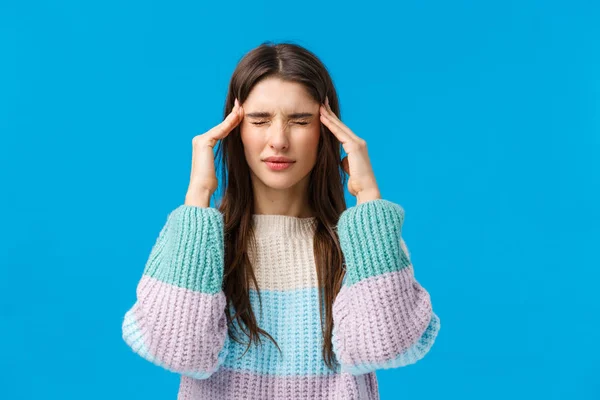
[251,214,317,238]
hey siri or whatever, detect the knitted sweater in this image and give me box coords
[122,199,440,399]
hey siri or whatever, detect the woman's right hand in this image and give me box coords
[185,98,244,207]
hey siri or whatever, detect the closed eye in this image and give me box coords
[250,120,310,126]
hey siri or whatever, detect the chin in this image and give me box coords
[257,175,302,190]
[251,166,308,190]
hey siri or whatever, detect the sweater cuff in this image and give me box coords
[336,199,411,287]
[142,205,225,294]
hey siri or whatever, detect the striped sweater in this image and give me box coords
[122,199,441,399]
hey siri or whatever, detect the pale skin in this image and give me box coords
[239,77,321,218]
[319,96,382,205]
[185,79,381,212]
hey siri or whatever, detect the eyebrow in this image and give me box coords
[245,111,314,119]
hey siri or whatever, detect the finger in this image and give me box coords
[322,100,363,144]
[210,103,243,139]
[320,105,361,145]
[320,104,353,138]
[321,102,363,143]
[320,109,353,144]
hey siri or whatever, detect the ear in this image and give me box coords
[341,156,350,175]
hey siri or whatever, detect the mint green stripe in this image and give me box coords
[337,199,411,286]
[142,205,225,294]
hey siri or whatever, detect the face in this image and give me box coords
[240,77,321,191]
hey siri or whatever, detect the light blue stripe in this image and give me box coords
[223,286,341,376]
[123,288,439,378]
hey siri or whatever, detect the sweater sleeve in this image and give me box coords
[332,199,441,375]
[121,205,230,379]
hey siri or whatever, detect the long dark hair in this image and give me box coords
[214,41,348,370]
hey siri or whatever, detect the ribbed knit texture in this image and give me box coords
[122,199,440,399]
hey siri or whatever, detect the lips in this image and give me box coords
[263,156,295,163]
[264,160,294,171]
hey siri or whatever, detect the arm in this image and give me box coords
[332,199,441,375]
[121,205,229,379]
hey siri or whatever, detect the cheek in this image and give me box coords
[300,126,321,154]
[240,126,263,153]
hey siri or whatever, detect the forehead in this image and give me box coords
[244,77,317,110]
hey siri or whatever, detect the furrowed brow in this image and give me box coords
[245,111,314,119]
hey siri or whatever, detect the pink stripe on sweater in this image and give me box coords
[177,367,379,400]
[128,275,229,376]
[332,266,432,367]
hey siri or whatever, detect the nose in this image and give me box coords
[267,120,290,151]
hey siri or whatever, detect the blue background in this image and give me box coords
[1,1,598,399]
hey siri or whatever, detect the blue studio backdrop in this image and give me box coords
[1,1,598,399]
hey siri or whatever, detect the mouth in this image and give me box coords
[263,160,295,171]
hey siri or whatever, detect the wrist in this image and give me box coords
[184,187,213,208]
[356,188,382,204]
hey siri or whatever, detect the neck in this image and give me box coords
[251,173,314,218]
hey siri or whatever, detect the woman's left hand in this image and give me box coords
[320,97,382,204]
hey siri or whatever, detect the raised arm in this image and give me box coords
[121,205,229,379]
[332,199,441,375]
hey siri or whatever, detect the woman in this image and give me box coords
[122,41,440,399]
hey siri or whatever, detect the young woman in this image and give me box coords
[122,42,440,400]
